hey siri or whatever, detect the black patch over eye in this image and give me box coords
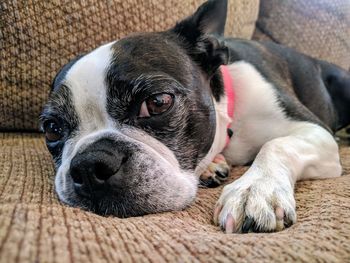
[43,120,63,142]
[139,93,174,118]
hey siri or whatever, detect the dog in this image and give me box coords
[41,0,350,233]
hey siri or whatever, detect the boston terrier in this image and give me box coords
[41,0,350,233]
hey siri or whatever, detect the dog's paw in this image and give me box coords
[199,154,230,188]
[213,171,296,233]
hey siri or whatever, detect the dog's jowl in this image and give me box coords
[41,0,350,233]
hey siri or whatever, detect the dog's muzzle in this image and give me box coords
[56,133,198,217]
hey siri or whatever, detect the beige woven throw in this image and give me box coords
[0,133,349,262]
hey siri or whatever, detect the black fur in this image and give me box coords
[320,61,350,130]
[105,33,216,170]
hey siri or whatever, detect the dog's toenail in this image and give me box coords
[215,170,228,178]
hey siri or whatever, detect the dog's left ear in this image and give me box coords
[171,0,229,77]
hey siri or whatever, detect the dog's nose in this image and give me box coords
[69,139,128,195]
[70,153,116,184]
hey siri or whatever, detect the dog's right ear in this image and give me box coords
[170,0,228,77]
[173,0,228,40]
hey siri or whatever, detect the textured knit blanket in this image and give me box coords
[0,133,349,262]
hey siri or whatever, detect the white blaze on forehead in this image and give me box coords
[65,41,116,132]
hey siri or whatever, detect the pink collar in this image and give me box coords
[220,65,235,147]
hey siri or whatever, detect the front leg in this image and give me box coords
[214,123,342,233]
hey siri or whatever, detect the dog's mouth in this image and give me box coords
[54,136,199,217]
[57,172,198,217]
[61,184,155,217]
[65,172,154,218]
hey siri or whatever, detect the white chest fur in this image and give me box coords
[222,61,299,165]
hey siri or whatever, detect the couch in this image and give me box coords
[1,0,349,262]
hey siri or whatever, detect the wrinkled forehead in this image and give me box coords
[48,32,197,117]
[53,32,193,91]
[109,33,193,83]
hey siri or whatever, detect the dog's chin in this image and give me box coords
[56,193,154,217]
[55,169,198,217]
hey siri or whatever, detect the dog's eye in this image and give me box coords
[43,120,63,142]
[138,93,174,117]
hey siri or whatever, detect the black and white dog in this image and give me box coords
[41,0,350,233]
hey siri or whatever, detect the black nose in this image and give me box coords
[69,139,128,196]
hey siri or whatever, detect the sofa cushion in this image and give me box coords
[253,0,350,70]
[0,133,349,262]
[0,0,259,131]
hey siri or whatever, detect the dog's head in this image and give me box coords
[41,0,229,217]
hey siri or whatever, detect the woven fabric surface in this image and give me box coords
[0,0,259,131]
[0,133,349,262]
[253,0,350,70]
